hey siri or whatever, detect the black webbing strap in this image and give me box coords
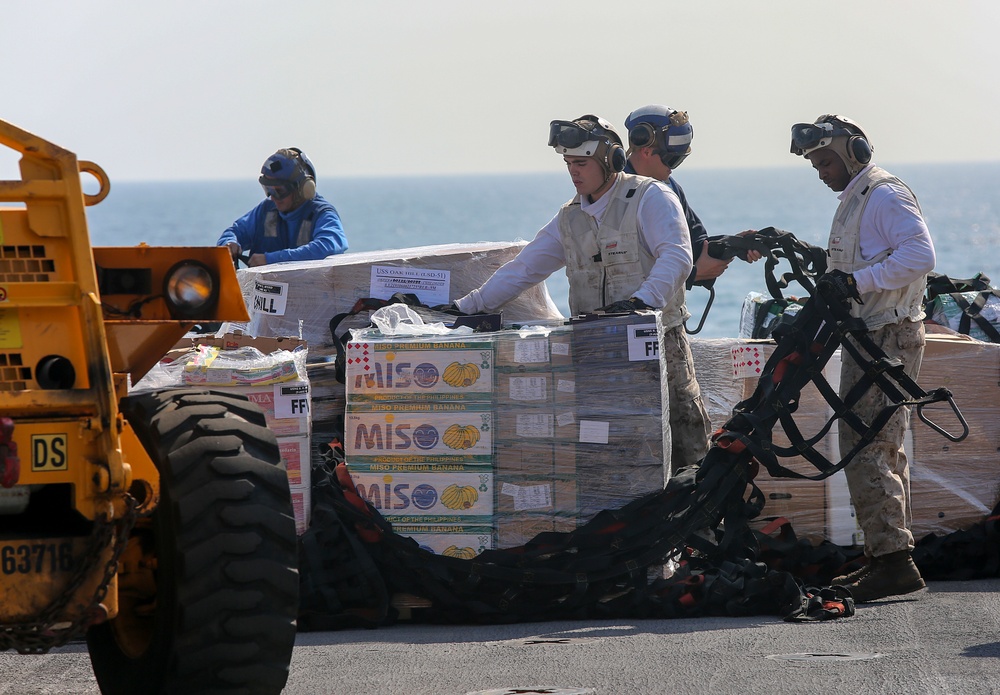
[720,288,968,481]
[923,271,1000,343]
[689,227,824,336]
[950,290,1000,343]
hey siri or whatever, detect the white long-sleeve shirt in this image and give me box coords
[842,165,936,295]
[456,174,692,314]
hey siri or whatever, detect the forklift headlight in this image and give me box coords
[163,261,218,318]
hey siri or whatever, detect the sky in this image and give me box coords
[2,0,999,182]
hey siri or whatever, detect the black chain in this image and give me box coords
[0,495,138,654]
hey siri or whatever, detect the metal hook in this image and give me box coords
[916,389,969,443]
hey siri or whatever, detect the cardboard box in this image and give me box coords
[496,371,576,407]
[494,406,578,441]
[919,333,1000,406]
[345,340,495,403]
[496,477,576,516]
[173,332,306,355]
[910,407,1000,538]
[496,517,576,549]
[576,462,666,522]
[494,441,554,477]
[495,331,573,369]
[390,524,495,558]
[277,434,310,488]
[553,442,576,476]
[290,487,310,536]
[213,382,311,437]
[570,313,661,365]
[347,469,494,521]
[345,403,493,464]
[751,477,827,542]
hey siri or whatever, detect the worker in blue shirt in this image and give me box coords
[624,105,739,290]
[218,147,347,266]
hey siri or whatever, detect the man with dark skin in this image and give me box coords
[793,114,935,603]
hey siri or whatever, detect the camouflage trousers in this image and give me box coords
[661,324,712,474]
[839,319,925,557]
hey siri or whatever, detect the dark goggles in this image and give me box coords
[548,121,596,150]
[790,121,848,155]
[259,178,294,200]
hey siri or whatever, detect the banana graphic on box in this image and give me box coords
[442,424,481,450]
[442,361,481,388]
[440,484,480,510]
[442,545,477,560]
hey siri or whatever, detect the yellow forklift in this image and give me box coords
[0,119,298,694]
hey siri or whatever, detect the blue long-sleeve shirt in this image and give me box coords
[216,193,348,264]
[624,164,707,289]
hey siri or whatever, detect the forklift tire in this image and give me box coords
[87,389,299,695]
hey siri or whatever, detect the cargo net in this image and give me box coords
[299,229,968,628]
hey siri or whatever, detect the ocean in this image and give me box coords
[84,162,1000,339]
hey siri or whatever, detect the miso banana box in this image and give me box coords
[347,469,494,520]
[345,339,494,402]
[345,402,493,464]
[391,524,495,558]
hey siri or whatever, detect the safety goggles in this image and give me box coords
[548,121,597,150]
[259,180,294,200]
[790,121,848,155]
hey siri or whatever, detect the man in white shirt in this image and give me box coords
[792,114,936,602]
[456,114,710,471]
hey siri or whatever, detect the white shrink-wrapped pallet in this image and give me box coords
[235,242,564,357]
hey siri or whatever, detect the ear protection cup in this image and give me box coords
[300,177,317,201]
[847,135,872,167]
[289,147,317,200]
[609,144,627,173]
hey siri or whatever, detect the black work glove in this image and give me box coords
[431,302,467,316]
[816,269,863,304]
[597,297,651,313]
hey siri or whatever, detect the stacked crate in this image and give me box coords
[344,312,669,555]
[144,333,313,534]
[344,338,498,557]
[493,328,579,547]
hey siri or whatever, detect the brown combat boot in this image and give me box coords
[846,550,925,603]
[832,558,872,587]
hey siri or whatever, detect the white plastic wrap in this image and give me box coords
[234,241,564,356]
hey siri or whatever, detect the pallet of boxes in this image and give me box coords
[226,240,674,601]
[691,331,1000,546]
[342,311,670,562]
[228,241,568,505]
[138,333,313,535]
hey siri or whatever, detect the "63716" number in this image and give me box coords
[1,542,74,574]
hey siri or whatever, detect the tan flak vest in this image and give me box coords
[827,166,927,330]
[557,173,687,329]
